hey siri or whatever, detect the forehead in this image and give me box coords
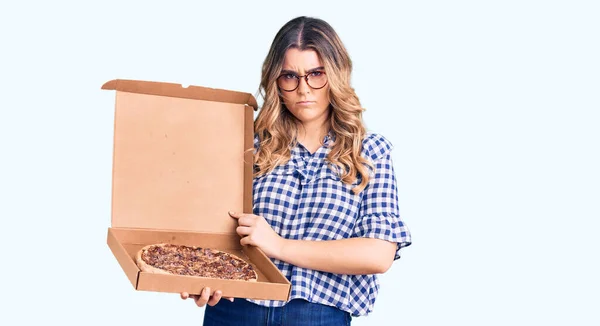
[282,48,323,71]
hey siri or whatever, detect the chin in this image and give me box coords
[294,113,322,123]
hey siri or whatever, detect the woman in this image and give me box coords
[181,16,412,325]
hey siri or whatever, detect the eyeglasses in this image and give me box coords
[277,70,328,92]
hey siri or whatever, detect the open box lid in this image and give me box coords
[102,79,257,234]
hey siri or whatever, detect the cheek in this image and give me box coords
[319,85,330,103]
[281,94,295,109]
[318,89,330,109]
[321,90,330,105]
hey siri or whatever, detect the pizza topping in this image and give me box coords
[139,244,257,281]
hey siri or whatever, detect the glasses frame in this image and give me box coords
[277,71,328,92]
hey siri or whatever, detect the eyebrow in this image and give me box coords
[280,66,325,75]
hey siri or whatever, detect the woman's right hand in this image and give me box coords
[180,287,234,307]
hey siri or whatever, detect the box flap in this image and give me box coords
[102,79,258,110]
[103,79,255,233]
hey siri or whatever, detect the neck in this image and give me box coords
[297,119,329,145]
[295,112,330,154]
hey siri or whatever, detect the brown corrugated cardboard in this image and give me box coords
[103,79,291,301]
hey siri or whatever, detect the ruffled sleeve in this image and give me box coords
[352,133,412,259]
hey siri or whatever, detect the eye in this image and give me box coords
[281,73,298,80]
[310,71,324,77]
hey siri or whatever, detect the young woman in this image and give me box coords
[181,16,412,325]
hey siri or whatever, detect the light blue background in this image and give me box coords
[1,1,598,325]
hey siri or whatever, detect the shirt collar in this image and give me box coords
[323,130,335,146]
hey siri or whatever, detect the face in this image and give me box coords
[278,48,330,127]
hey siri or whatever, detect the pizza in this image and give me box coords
[135,243,258,282]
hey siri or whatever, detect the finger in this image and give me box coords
[236,226,252,236]
[207,290,223,306]
[225,297,235,302]
[195,287,211,307]
[180,292,189,300]
[228,211,241,219]
[237,216,256,227]
[230,212,256,225]
[240,236,253,247]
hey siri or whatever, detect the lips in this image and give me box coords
[296,101,315,105]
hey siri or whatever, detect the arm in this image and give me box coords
[229,212,397,275]
[278,237,396,275]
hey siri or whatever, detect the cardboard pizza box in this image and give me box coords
[102,79,291,301]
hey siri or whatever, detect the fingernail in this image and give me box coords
[204,288,209,294]
[228,211,235,215]
[229,298,234,302]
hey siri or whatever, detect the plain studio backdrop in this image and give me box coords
[1,1,598,325]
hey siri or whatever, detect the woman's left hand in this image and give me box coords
[229,211,284,259]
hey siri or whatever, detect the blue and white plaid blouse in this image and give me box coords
[247,132,411,316]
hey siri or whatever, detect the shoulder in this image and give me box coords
[361,132,394,161]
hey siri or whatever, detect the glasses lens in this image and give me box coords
[307,71,327,89]
[277,75,299,91]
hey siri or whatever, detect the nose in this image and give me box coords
[297,76,310,94]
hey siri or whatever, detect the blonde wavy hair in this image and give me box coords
[254,16,372,194]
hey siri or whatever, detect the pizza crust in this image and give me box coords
[135,243,258,282]
[135,245,172,275]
